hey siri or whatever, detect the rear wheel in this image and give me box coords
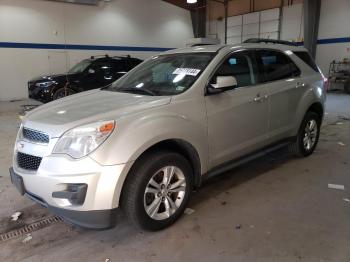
[53,87,76,100]
[289,111,321,157]
[122,151,192,231]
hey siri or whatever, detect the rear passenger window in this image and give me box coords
[214,51,258,88]
[111,59,127,73]
[294,51,320,72]
[127,58,143,70]
[258,50,301,82]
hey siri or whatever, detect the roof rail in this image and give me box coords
[89,54,133,60]
[90,54,110,59]
[243,38,298,47]
[111,55,131,59]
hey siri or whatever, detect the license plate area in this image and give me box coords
[9,168,25,195]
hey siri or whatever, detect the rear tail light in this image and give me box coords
[323,76,329,91]
[318,66,328,92]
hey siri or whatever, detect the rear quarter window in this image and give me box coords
[257,50,301,82]
[293,51,320,73]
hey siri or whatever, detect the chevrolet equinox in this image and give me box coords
[10,39,326,231]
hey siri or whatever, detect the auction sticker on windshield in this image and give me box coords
[173,68,201,76]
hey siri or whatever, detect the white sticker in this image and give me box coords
[172,68,201,76]
[176,86,185,91]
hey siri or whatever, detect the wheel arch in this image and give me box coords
[139,139,202,188]
[116,138,202,208]
[307,102,324,119]
[51,82,79,99]
[294,100,324,135]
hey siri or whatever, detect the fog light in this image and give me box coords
[52,184,88,205]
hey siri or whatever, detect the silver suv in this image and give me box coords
[10,39,326,231]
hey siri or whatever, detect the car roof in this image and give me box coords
[162,42,308,55]
[88,56,142,62]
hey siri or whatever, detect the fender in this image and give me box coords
[90,109,208,208]
[292,82,325,135]
[91,110,208,172]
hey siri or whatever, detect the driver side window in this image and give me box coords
[93,62,114,83]
[214,51,258,88]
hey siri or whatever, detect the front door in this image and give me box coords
[205,50,269,168]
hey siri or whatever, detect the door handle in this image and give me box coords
[254,96,263,102]
[295,82,305,88]
[253,94,268,103]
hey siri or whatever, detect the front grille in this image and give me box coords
[23,128,49,144]
[17,152,42,171]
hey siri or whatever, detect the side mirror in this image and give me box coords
[207,76,237,95]
[88,68,95,74]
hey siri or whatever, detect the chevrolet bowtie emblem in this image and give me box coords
[18,142,24,149]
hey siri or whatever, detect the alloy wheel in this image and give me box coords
[303,119,318,151]
[144,166,186,220]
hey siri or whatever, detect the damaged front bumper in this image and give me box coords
[9,167,120,230]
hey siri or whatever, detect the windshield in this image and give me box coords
[68,60,91,74]
[105,53,215,96]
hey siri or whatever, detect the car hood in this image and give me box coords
[23,89,171,137]
[29,73,80,84]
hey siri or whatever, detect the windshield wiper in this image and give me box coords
[116,87,156,96]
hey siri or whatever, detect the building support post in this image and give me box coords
[224,0,228,44]
[191,3,207,38]
[209,0,230,43]
[304,0,321,58]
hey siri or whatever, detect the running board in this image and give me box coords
[202,140,292,182]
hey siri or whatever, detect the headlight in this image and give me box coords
[35,81,55,88]
[53,121,115,159]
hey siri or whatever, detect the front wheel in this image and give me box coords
[121,151,192,231]
[289,111,321,157]
[52,87,76,100]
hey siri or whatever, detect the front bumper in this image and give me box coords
[10,166,121,229]
[28,83,53,103]
[11,152,133,229]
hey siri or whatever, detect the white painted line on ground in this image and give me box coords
[184,208,195,215]
[11,212,22,221]
[328,184,345,190]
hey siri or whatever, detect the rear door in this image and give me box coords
[205,50,269,168]
[255,49,303,142]
[111,59,128,81]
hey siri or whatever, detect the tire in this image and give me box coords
[52,87,76,100]
[344,80,350,94]
[121,150,193,231]
[289,111,321,157]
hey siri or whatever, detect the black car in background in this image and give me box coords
[28,55,143,103]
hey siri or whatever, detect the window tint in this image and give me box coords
[68,60,91,74]
[214,51,258,87]
[258,50,300,82]
[126,58,143,71]
[93,62,115,82]
[110,60,127,73]
[294,51,320,72]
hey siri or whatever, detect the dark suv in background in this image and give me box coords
[28,55,143,103]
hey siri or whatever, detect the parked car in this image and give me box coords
[11,39,326,231]
[28,55,143,103]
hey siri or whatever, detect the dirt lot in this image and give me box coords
[0,93,349,262]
